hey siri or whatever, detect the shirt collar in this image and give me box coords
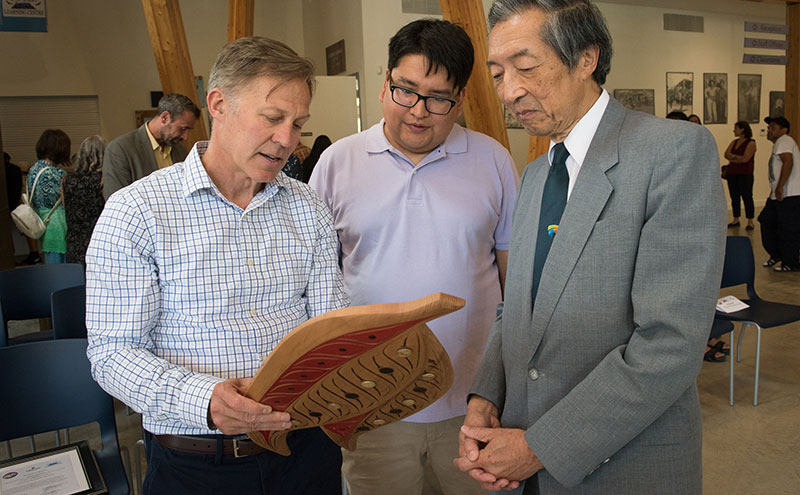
[145,120,172,155]
[181,141,289,202]
[365,119,468,158]
[549,89,609,166]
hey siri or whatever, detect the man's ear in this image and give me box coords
[159,110,171,124]
[207,88,226,122]
[379,70,390,103]
[578,46,600,80]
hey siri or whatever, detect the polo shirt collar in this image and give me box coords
[365,119,468,161]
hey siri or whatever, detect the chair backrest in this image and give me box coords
[51,285,87,339]
[0,264,85,323]
[0,339,129,494]
[720,236,757,298]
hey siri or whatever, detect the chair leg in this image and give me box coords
[729,326,735,407]
[135,439,145,495]
[754,325,762,406]
[28,435,35,453]
[737,323,747,362]
[3,440,11,458]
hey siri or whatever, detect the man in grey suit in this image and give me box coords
[454,1,726,493]
[103,93,200,198]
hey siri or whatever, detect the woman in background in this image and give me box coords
[26,129,70,264]
[63,135,106,266]
[724,121,756,230]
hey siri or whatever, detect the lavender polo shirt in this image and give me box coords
[310,121,518,422]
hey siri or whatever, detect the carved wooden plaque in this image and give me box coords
[245,293,463,456]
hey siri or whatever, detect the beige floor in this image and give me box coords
[2,222,799,494]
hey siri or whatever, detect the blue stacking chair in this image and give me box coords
[51,284,87,339]
[0,263,84,346]
[716,236,800,406]
[0,339,130,494]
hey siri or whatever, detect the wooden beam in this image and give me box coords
[528,135,550,163]
[787,2,800,141]
[227,0,254,42]
[440,0,510,151]
[142,0,208,148]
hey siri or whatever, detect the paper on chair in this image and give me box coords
[717,296,749,313]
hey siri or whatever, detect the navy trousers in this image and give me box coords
[143,429,342,495]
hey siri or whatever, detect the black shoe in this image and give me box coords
[763,258,780,267]
[22,252,41,265]
[745,225,754,231]
[774,264,796,272]
[727,221,740,228]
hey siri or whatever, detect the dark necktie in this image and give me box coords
[532,142,570,304]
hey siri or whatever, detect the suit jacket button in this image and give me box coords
[528,368,540,380]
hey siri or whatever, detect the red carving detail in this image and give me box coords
[257,319,423,405]
[323,412,369,439]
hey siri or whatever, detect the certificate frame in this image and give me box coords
[0,441,107,495]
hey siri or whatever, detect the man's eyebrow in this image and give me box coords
[394,76,454,96]
[487,48,533,67]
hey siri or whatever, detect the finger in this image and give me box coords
[460,425,493,443]
[467,468,497,483]
[461,435,481,462]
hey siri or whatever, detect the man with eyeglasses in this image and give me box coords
[309,18,518,495]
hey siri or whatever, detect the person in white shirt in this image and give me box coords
[759,116,800,271]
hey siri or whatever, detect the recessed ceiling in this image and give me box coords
[599,0,785,19]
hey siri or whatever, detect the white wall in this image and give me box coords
[0,0,304,147]
[600,1,785,208]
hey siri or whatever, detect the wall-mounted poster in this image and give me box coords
[769,91,785,118]
[614,89,655,115]
[737,74,761,124]
[666,72,693,114]
[703,73,728,124]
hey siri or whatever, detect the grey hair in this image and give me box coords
[156,93,201,120]
[208,36,315,102]
[75,135,106,173]
[488,0,613,85]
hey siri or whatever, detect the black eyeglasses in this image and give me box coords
[388,80,457,115]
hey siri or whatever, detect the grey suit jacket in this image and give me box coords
[470,98,726,494]
[102,124,188,199]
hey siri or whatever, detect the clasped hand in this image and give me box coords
[208,378,293,435]
[454,397,543,491]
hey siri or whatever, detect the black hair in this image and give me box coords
[35,129,71,165]
[387,19,474,92]
[735,121,753,139]
[302,135,333,183]
[665,111,688,121]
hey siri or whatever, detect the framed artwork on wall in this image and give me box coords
[614,89,655,115]
[703,73,728,124]
[769,91,785,118]
[666,72,693,115]
[737,74,761,124]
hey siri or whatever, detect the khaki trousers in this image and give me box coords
[342,415,486,495]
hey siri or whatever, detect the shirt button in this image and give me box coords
[250,308,258,317]
[528,368,540,380]
[242,213,248,220]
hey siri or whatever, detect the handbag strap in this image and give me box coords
[28,165,62,224]
[27,167,47,204]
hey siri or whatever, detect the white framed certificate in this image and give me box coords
[0,441,107,495]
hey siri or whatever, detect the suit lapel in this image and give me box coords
[136,125,159,175]
[526,99,626,355]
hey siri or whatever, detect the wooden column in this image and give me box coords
[440,0,510,151]
[228,0,254,42]
[142,0,208,147]
[528,135,550,163]
[787,2,800,141]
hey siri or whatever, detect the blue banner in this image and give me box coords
[0,1,47,33]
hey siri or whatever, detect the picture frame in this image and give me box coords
[613,89,655,115]
[0,441,107,495]
[666,72,693,115]
[737,74,761,124]
[503,105,523,129]
[769,91,785,119]
[703,73,728,124]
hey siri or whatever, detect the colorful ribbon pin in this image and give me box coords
[547,224,559,238]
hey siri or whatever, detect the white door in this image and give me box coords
[302,75,361,147]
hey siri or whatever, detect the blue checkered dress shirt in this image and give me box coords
[86,142,348,435]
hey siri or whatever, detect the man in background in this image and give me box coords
[311,18,518,495]
[760,116,800,272]
[102,93,200,198]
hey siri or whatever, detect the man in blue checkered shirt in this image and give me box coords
[86,37,349,494]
